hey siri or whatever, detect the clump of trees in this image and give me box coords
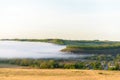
[0,59,97,69]
[0,53,119,70]
[0,54,120,70]
[1,59,87,69]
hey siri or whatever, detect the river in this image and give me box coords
[0,41,89,59]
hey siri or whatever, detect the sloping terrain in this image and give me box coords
[0,69,119,80]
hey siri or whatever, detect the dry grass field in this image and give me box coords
[0,68,119,80]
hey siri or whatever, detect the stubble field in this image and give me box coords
[0,68,119,80]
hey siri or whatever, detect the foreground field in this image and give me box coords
[0,68,119,80]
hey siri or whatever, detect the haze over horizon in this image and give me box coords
[0,0,120,41]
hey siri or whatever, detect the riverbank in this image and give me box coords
[61,46,120,54]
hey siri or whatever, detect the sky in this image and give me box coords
[0,0,120,40]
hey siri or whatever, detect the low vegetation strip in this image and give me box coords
[2,39,120,45]
[61,45,120,54]
[66,44,120,50]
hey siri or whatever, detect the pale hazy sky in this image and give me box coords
[0,0,120,40]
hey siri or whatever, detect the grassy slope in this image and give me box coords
[0,68,119,80]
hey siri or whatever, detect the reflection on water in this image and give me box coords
[0,41,89,59]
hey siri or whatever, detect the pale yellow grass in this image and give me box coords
[0,68,119,80]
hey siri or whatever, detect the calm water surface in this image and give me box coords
[0,41,89,59]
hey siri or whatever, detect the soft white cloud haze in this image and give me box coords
[0,0,120,40]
